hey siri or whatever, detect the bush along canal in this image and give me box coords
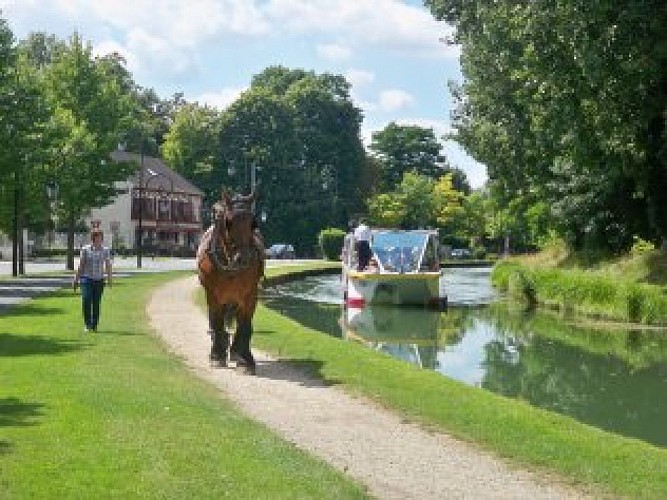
[262,267,667,449]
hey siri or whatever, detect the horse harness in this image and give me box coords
[206,197,263,275]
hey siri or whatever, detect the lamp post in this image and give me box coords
[136,143,145,268]
[136,165,175,268]
[46,182,59,250]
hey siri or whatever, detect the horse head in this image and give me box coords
[218,190,257,249]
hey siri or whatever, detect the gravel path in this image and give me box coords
[148,275,589,499]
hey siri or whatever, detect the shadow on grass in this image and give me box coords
[95,329,139,337]
[0,303,66,316]
[254,358,341,387]
[0,397,44,427]
[0,333,83,357]
[0,440,12,455]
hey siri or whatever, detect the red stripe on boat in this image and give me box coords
[347,297,366,308]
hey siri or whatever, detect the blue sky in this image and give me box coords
[0,0,487,187]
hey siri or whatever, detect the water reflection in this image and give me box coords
[342,306,441,369]
[263,272,667,448]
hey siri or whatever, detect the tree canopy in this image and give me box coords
[426,0,667,251]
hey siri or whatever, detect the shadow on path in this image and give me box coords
[253,358,342,388]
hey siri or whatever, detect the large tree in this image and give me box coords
[426,0,667,251]
[41,33,136,269]
[213,66,367,254]
[370,122,451,191]
[0,21,51,274]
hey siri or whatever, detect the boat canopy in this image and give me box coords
[370,230,439,273]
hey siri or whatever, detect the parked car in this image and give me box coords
[266,243,295,259]
[450,248,472,258]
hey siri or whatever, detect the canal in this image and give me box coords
[262,267,667,448]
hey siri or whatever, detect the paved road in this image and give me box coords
[0,257,315,314]
[0,258,197,314]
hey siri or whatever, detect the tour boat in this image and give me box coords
[341,228,444,308]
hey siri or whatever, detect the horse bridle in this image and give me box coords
[208,195,258,273]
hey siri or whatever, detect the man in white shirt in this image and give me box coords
[353,219,372,271]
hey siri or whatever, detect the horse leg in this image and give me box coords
[208,302,229,367]
[230,304,256,375]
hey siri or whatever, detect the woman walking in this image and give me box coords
[73,228,112,332]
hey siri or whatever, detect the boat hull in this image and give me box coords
[345,271,441,307]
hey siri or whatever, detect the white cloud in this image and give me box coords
[195,87,246,110]
[345,68,375,88]
[265,0,457,58]
[125,29,197,78]
[316,43,352,62]
[378,89,414,112]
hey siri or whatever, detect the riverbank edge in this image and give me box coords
[491,259,667,326]
[241,262,666,498]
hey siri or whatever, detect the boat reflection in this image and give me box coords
[341,306,441,369]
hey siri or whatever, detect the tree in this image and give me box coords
[213,66,367,255]
[161,102,223,202]
[367,172,465,231]
[426,0,667,251]
[0,21,51,275]
[41,33,136,269]
[369,122,448,190]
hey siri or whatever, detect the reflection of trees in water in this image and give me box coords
[438,308,472,346]
[262,294,343,339]
[477,304,667,447]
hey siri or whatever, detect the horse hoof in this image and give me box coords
[209,355,228,368]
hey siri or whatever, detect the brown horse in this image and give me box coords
[196,190,265,374]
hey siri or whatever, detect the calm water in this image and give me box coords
[262,269,667,448]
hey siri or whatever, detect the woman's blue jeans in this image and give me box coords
[81,278,105,330]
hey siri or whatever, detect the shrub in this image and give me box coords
[508,270,537,306]
[318,228,346,261]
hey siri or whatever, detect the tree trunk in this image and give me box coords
[67,214,75,271]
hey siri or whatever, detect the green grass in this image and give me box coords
[0,270,367,499]
[249,302,667,498]
[200,262,667,498]
[5,262,667,498]
[492,250,667,325]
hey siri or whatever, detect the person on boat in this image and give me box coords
[354,218,372,271]
[341,219,356,266]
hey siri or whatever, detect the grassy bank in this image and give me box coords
[0,269,366,499]
[207,262,667,497]
[492,248,667,325]
[4,263,667,498]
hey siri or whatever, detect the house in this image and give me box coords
[85,151,205,256]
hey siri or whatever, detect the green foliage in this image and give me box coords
[212,66,368,255]
[492,260,667,325]
[370,122,450,190]
[630,236,656,256]
[368,171,465,230]
[161,102,222,202]
[318,227,346,260]
[426,0,667,252]
[1,271,365,499]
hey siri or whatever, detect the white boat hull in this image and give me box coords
[344,271,441,307]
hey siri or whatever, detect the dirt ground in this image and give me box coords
[148,275,589,499]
